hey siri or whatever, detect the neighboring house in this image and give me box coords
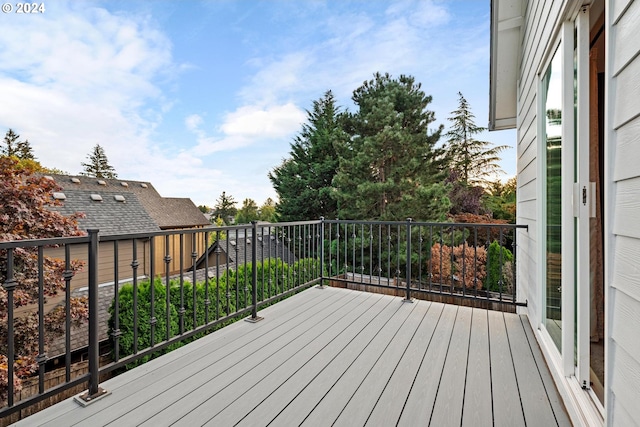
[48,174,210,282]
[192,235,298,274]
[41,174,209,358]
[490,1,638,425]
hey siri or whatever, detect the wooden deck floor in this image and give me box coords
[16,286,571,426]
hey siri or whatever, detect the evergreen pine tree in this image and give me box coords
[333,73,449,221]
[445,92,508,186]
[1,129,36,160]
[80,144,118,179]
[213,191,237,225]
[269,91,342,221]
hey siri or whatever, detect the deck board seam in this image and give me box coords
[459,307,476,427]
[518,315,562,427]
[394,303,449,426]
[488,309,495,426]
[503,312,528,426]
[427,305,460,427]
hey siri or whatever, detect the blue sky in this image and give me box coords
[0,0,516,208]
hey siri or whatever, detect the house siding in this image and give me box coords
[515,0,564,329]
[152,232,208,276]
[607,0,640,424]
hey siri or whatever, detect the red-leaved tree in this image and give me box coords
[0,157,87,404]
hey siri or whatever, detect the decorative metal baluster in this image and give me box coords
[4,249,16,407]
[192,233,198,330]
[64,244,72,382]
[150,236,157,347]
[404,218,413,302]
[204,231,210,324]
[396,224,401,290]
[112,240,121,362]
[351,224,356,282]
[165,234,174,339]
[474,226,479,299]
[377,224,382,286]
[335,223,340,277]
[37,246,46,393]
[244,229,249,309]
[132,239,139,354]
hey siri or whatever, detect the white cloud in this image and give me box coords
[221,103,305,138]
[185,114,204,132]
[188,103,305,155]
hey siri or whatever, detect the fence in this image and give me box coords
[0,219,526,419]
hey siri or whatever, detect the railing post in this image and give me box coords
[76,229,109,405]
[404,218,413,302]
[319,217,325,288]
[246,221,263,323]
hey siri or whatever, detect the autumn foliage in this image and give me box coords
[0,157,87,403]
[430,242,487,290]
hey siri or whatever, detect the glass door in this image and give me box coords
[542,46,563,353]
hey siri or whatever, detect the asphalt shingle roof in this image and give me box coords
[51,190,159,236]
[47,174,210,231]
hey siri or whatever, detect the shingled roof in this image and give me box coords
[50,189,159,236]
[47,174,209,231]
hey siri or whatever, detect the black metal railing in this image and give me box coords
[0,219,526,419]
[322,219,527,306]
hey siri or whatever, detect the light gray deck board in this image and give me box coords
[430,305,472,426]
[235,294,406,427]
[354,302,445,427]
[519,314,572,426]
[39,286,342,427]
[461,308,493,427]
[488,310,526,427]
[127,289,375,426]
[300,300,432,426]
[15,287,571,427]
[505,313,559,426]
[169,292,387,426]
[396,303,459,426]
[203,293,391,425]
[269,298,420,426]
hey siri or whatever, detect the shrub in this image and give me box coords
[109,278,179,368]
[429,243,487,290]
[109,258,322,367]
[485,241,513,292]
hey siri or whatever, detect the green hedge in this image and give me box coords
[109,258,322,368]
[485,241,513,292]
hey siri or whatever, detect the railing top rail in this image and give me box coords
[261,220,322,227]
[98,224,253,242]
[323,219,528,230]
[0,234,91,249]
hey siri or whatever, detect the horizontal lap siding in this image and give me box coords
[609,0,640,424]
[516,1,563,326]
